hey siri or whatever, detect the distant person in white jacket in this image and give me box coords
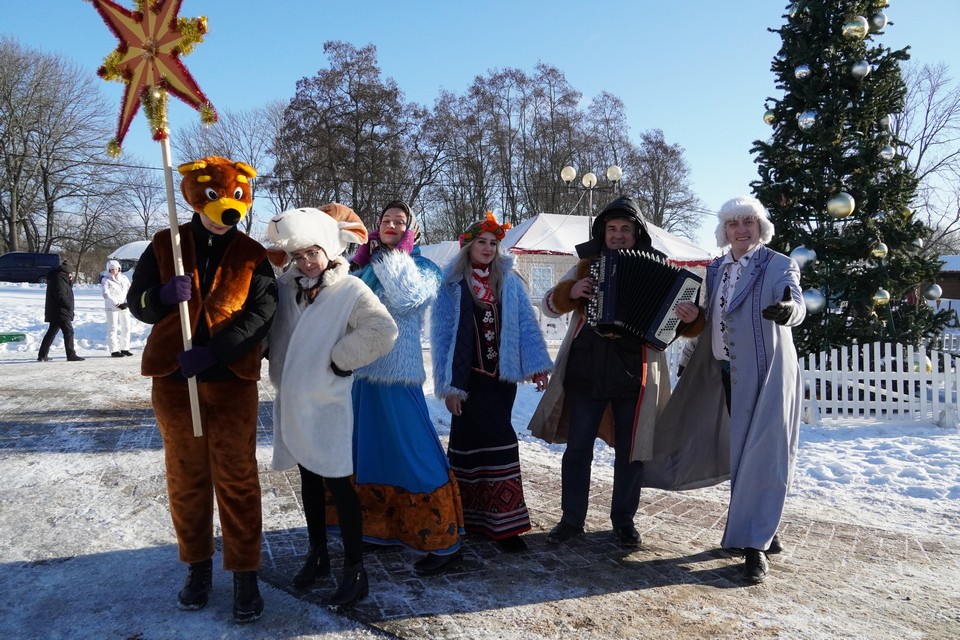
[101,259,132,357]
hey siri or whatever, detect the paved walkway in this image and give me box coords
[1,358,958,638]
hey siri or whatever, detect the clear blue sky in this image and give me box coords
[5,1,959,248]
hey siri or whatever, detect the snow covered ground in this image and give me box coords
[1,281,958,639]
[3,281,957,539]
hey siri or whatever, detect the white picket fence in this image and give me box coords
[664,339,960,424]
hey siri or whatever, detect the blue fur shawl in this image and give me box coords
[353,249,441,385]
[431,259,553,400]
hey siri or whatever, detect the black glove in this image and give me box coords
[117,302,128,310]
[331,361,353,377]
[761,286,794,325]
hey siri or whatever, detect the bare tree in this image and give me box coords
[0,37,114,253]
[118,162,167,240]
[896,63,960,254]
[276,41,421,226]
[174,103,283,234]
[629,129,702,238]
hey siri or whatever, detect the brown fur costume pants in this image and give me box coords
[152,377,262,571]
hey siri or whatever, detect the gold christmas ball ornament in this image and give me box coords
[795,64,811,79]
[842,16,870,40]
[899,205,913,219]
[870,242,888,259]
[869,12,888,31]
[872,288,891,306]
[827,192,856,218]
[922,283,943,301]
[763,109,776,125]
[789,245,817,268]
[797,110,817,130]
[803,288,827,314]
[879,145,896,161]
[851,60,872,78]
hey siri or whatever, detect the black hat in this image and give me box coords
[575,195,659,259]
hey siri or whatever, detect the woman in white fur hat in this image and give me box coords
[266,204,398,610]
[100,259,133,357]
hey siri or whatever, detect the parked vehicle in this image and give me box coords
[0,252,61,284]
[106,240,150,280]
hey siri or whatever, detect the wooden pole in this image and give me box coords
[160,136,203,437]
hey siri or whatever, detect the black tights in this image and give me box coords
[298,465,363,565]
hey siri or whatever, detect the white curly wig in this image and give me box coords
[714,195,775,248]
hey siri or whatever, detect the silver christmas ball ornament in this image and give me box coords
[789,245,817,268]
[827,192,855,218]
[879,114,892,129]
[879,146,895,161]
[795,64,811,79]
[922,284,943,301]
[803,288,827,314]
[763,109,776,125]
[842,16,870,40]
[797,110,817,130]
[851,60,871,78]
[869,12,888,31]
[873,288,891,306]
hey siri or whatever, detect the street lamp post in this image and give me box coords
[560,165,623,215]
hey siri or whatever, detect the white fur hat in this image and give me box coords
[106,259,121,271]
[714,195,775,247]
[267,204,368,258]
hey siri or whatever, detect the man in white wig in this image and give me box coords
[265,204,397,610]
[668,195,805,585]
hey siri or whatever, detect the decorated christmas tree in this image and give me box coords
[751,0,951,357]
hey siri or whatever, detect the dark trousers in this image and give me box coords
[38,318,76,358]
[298,465,363,566]
[561,391,644,529]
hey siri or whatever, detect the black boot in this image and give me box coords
[292,544,330,588]
[324,561,368,610]
[232,571,264,623]
[177,559,212,610]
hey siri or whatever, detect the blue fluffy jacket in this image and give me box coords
[431,258,553,400]
[354,249,440,385]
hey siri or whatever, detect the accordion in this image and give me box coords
[586,249,702,350]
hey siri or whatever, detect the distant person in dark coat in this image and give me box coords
[38,261,84,362]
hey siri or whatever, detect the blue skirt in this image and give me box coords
[329,378,464,554]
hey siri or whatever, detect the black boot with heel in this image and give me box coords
[292,544,330,588]
[324,561,368,610]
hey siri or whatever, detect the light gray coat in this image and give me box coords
[649,244,804,551]
[268,258,398,477]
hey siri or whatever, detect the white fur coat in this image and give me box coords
[268,258,398,477]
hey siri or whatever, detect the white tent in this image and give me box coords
[502,213,714,266]
[418,240,460,269]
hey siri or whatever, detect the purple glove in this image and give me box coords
[350,231,379,268]
[159,274,192,305]
[395,228,416,254]
[177,346,216,378]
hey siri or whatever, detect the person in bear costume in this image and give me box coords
[127,156,277,623]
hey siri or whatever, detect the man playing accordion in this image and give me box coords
[529,195,699,548]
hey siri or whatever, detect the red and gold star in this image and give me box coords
[91,0,216,155]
